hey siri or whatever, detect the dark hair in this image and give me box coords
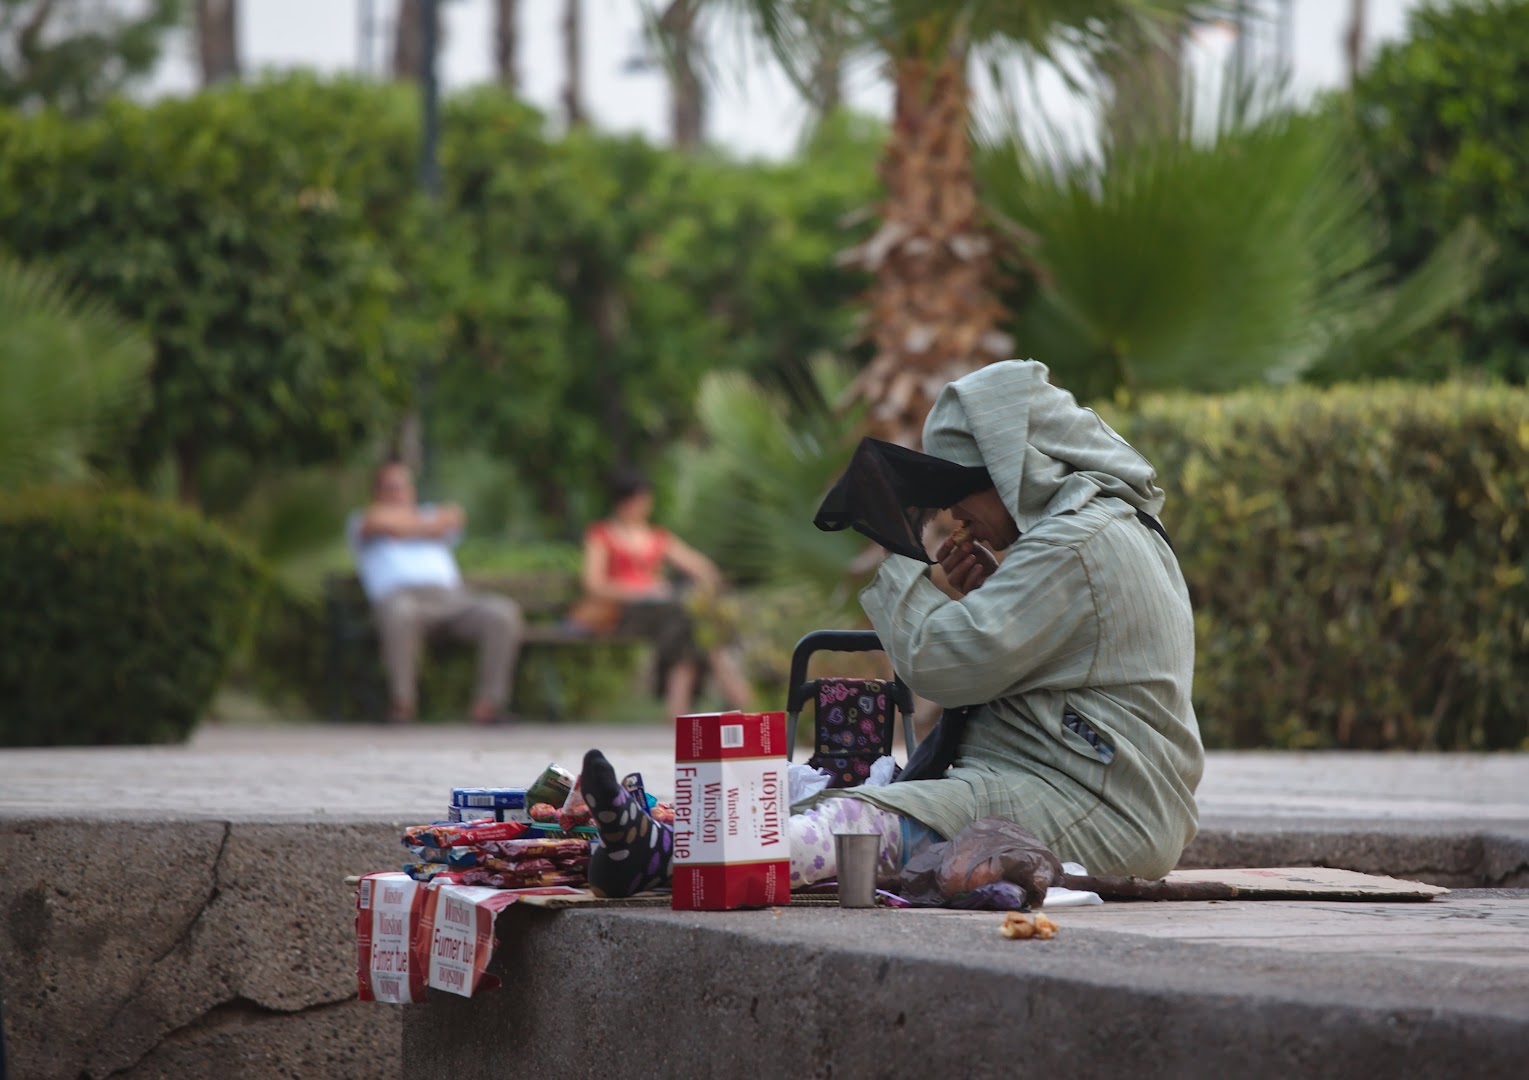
[608,468,651,507]
[374,458,409,492]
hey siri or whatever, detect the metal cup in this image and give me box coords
[834,832,880,909]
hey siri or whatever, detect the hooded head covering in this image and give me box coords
[813,360,1163,559]
[921,359,1163,534]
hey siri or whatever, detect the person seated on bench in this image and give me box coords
[575,361,1204,898]
[350,460,525,725]
[568,469,752,719]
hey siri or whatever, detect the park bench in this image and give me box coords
[321,570,645,722]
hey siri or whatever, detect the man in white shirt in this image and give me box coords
[352,461,525,724]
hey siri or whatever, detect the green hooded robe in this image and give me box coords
[813,360,1204,879]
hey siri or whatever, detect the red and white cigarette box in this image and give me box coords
[671,711,791,910]
[356,872,426,1003]
[419,883,522,997]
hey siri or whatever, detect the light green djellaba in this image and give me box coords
[816,360,1204,879]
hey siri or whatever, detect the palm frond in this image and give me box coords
[1307,218,1495,383]
[0,258,152,490]
[671,354,867,607]
[698,0,1220,100]
[977,70,1409,400]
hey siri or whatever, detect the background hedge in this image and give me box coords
[1113,382,1529,750]
[0,490,263,745]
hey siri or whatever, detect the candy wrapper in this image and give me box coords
[449,804,524,823]
[525,764,575,812]
[557,779,594,832]
[449,788,531,824]
[403,819,531,849]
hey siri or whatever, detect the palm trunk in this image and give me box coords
[1345,0,1367,84]
[842,50,1010,449]
[804,0,846,127]
[195,0,240,86]
[562,0,585,128]
[494,0,519,92]
[809,44,844,121]
[393,0,434,81]
[660,0,703,151]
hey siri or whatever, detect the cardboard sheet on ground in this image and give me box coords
[1164,867,1448,901]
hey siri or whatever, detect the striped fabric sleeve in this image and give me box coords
[859,541,1098,707]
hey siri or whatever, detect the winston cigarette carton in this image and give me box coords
[671,711,791,910]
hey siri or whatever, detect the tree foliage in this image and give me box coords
[1349,0,1529,382]
[0,77,417,500]
[424,95,879,525]
[0,0,183,114]
[0,76,878,522]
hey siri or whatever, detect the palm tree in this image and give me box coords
[563,0,586,128]
[643,0,854,152]
[494,0,519,91]
[1344,0,1366,85]
[703,0,1205,448]
[195,0,240,86]
[656,0,705,150]
[392,0,443,81]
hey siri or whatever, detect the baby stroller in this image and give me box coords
[784,630,918,788]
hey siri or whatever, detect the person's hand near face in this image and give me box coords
[933,488,1015,597]
[935,528,999,596]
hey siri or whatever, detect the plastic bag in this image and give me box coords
[894,817,1064,910]
[788,762,834,805]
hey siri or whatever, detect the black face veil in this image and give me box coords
[812,437,993,563]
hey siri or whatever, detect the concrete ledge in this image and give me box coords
[2,738,1524,1077]
[1186,823,1529,888]
[0,820,404,1080]
[4,815,1527,1078]
[403,901,1528,1079]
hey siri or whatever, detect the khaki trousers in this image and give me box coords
[372,586,525,712]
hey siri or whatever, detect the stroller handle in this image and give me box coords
[784,630,916,762]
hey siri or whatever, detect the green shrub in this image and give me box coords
[1350,0,1529,381]
[0,490,264,745]
[0,77,415,499]
[1110,382,1529,750]
[0,76,876,528]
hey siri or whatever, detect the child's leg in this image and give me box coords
[788,796,908,889]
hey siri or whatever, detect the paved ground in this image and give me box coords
[1,720,1526,832]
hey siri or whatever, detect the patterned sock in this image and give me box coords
[582,749,672,898]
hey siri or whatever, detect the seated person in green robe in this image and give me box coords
[577,360,1204,897]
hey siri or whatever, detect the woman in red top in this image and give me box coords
[575,470,752,718]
